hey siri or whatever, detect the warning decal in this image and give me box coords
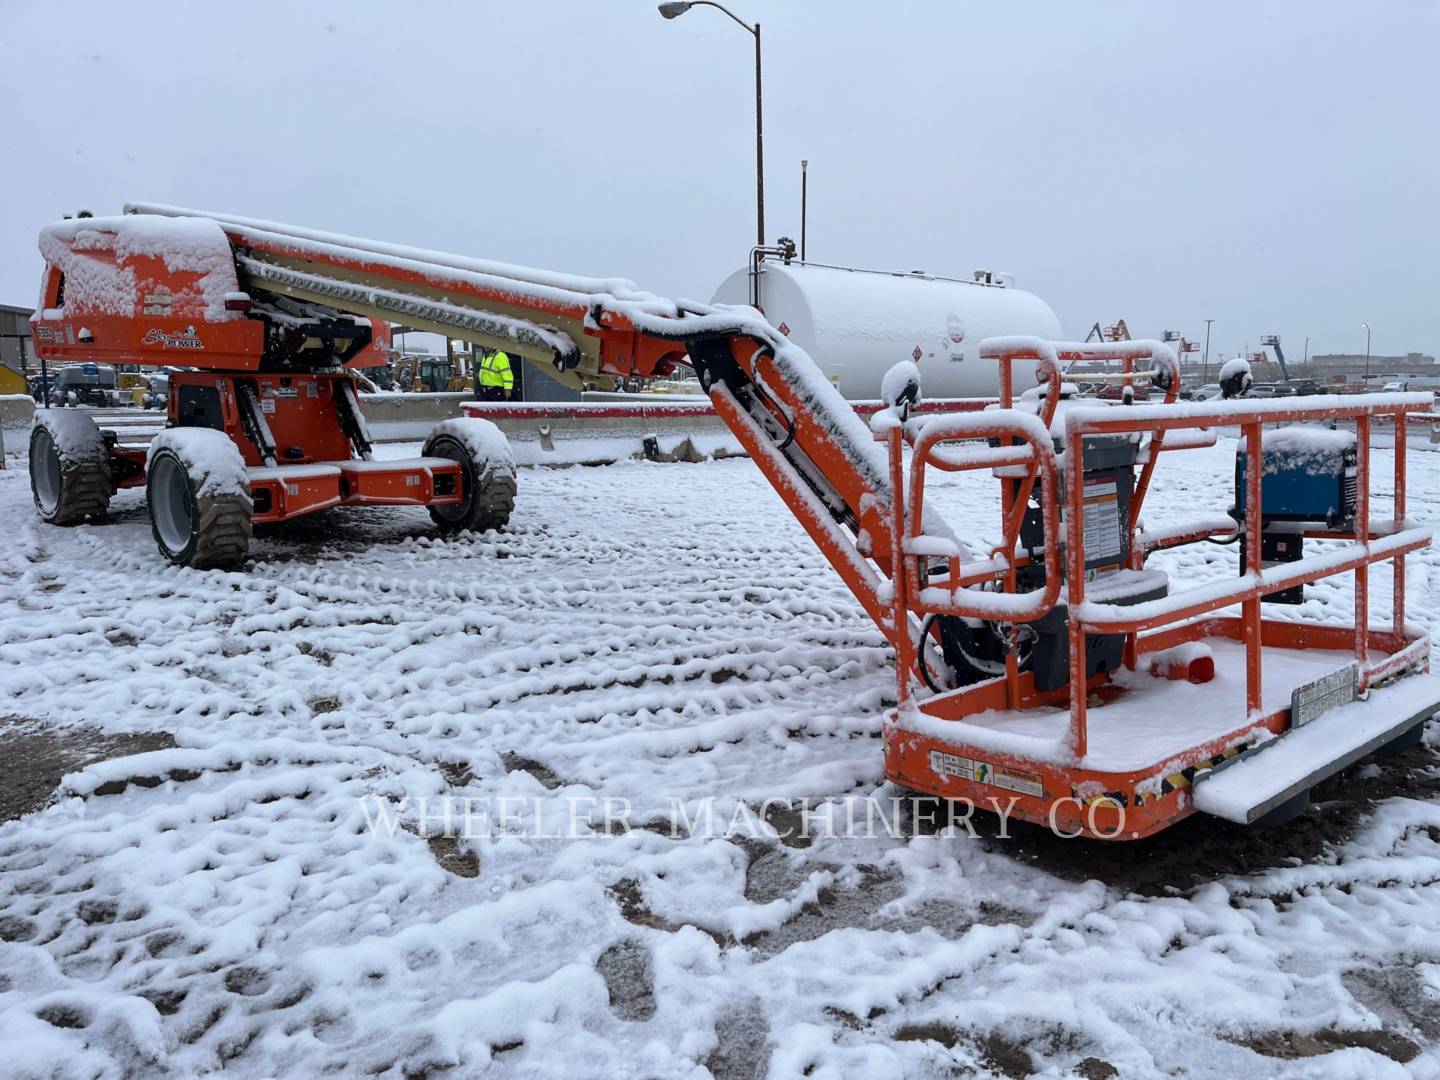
[929,751,1045,798]
[1081,478,1123,565]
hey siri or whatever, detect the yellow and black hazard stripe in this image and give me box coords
[1076,789,1128,809]
[1071,746,1248,810]
[1156,745,1243,796]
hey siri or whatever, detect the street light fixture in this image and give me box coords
[658,0,765,249]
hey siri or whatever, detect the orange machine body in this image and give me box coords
[30,216,464,525]
[32,216,266,370]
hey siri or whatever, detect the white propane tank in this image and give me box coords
[710,261,1062,399]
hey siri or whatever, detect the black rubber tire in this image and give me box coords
[146,448,253,570]
[29,419,113,525]
[424,433,516,533]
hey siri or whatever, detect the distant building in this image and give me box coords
[0,303,33,376]
[1311,352,1435,373]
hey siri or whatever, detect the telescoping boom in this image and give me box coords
[117,202,917,634]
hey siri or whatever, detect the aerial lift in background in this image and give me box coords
[1259,333,1292,381]
[1085,319,1131,343]
[26,205,1439,838]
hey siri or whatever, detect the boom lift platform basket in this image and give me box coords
[880,339,1439,838]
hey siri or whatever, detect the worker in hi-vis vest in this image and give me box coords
[476,348,514,401]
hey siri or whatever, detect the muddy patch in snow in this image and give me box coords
[704,997,771,1080]
[1342,964,1440,1048]
[893,1022,1111,1079]
[499,752,564,789]
[1230,1026,1420,1063]
[0,717,175,822]
[741,852,904,958]
[425,833,480,877]
[595,939,656,1022]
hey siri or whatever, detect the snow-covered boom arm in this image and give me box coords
[125,203,691,388]
[122,204,901,633]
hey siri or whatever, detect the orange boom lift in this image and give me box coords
[27,204,1440,836]
[28,213,516,568]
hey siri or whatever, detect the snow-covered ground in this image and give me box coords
[1,433,1439,1079]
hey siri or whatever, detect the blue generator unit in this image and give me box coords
[1235,426,1357,528]
[1235,426,1357,604]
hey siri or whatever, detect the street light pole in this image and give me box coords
[754,20,764,249]
[800,159,808,260]
[1202,318,1213,383]
[1362,321,1371,383]
[659,1,764,248]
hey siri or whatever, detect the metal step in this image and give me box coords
[1192,670,1440,824]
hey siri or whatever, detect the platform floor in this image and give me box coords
[955,637,1364,771]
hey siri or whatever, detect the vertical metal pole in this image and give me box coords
[1202,319,1213,383]
[1363,322,1371,383]
[1244,421,1264,720]
[1394,412,1407,635]
[888,423,912,706]
[800,159,808,261]
[1066,429,1088,759]
[1355,414,1371,674]
[754,23,764,249]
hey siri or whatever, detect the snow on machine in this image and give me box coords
[28,213,516,568]
[26,204,1440,837]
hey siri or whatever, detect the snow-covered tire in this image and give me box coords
[29,410,114,525]
[424,418,516,533]
[145,429,253,570]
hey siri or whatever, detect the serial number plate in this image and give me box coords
[1291,663,1358,727]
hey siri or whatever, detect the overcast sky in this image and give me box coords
[3,0,1436,362]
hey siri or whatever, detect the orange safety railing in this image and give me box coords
[884,408,1061,711]
[886,337,1433,761]
[1059,395,1432,756]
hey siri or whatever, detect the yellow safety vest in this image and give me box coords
[479,350,514,390]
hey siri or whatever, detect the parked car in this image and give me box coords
[1243,381,1319,399]
[1096,383,1151,401]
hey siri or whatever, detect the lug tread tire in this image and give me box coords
[189,493,254,570]
[30,424,114,526]
[146,445,253,571]
[423,432,516,533]
[468,470,517,532]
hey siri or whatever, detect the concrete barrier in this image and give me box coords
[1,394,36,430]
[0,395,36,466]
[357,391,470,443]
[460,398,989,466]
[2,394,989,470]
[459,400,740,466]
